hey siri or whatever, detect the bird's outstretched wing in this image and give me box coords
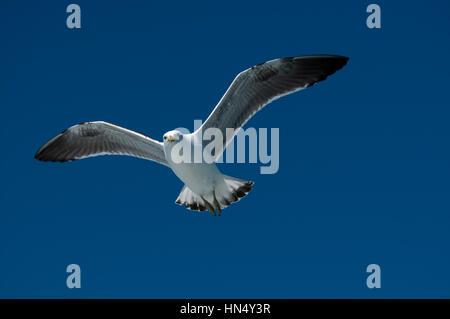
[195,55,349,158]
[35,121,168,166]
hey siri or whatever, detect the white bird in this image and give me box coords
[35,55,349,216]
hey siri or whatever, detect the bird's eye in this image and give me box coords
[163,136,167,140]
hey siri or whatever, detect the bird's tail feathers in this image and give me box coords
[217,175,254,209]
[174,175,253,214]
[175,185,207,212]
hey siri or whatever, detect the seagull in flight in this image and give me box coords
[35,55,349,216]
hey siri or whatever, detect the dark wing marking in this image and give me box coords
[35,121,168,166]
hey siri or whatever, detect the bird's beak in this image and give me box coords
[168,135,174,142]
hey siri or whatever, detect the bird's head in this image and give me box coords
[163,130,184,145]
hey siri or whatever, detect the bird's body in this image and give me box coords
[163,131,252,215]
[35,55,349,216]
[162,133,211,196]
[167,148,223,204]
[169,160,222,199]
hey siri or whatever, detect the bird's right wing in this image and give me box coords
[35,121,168,166]
[195,55,349,159]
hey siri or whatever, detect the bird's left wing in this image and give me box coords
[195,55,349,159]
[35,121,168,166]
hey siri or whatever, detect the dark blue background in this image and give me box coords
[1,0,449,298]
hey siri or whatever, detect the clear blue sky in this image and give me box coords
[1,0,449,298]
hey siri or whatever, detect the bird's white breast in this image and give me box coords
[163,134,223,196]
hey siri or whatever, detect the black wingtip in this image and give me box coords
[295,54,349,60]
[34,144,49,162]
[34,145,71,163]
[294,54,350,68]
[34,147,44,161]
[333,55,349,64]
[295,55,350,88]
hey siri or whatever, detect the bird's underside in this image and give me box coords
[175,176,254,216]
[34,54,349,215]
